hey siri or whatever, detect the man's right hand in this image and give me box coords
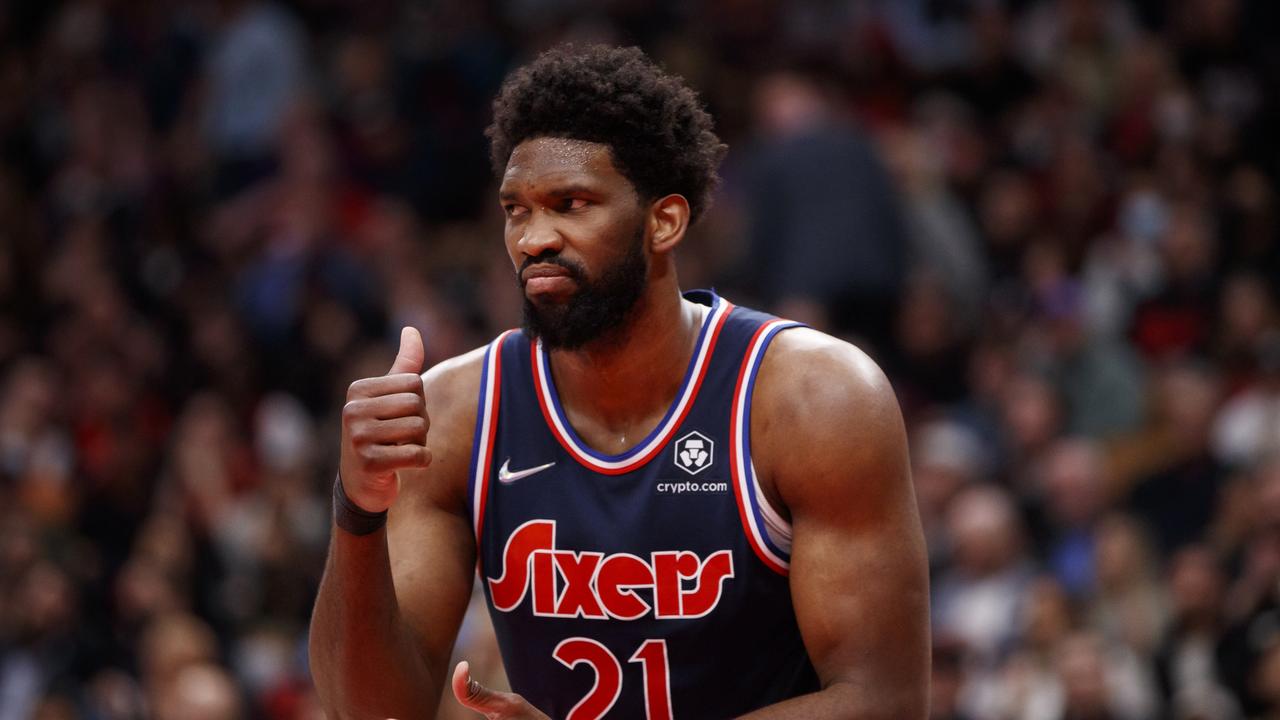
[339,326,432,514]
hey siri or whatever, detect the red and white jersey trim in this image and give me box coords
[754,473,793,555]
[471,330,518,545]
[730,319,800,576]
[532,299,732,475]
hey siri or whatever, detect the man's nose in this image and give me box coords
[516,209,564,258]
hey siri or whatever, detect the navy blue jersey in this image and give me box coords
[467,290,818,719]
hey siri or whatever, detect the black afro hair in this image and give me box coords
[486,44,727,224]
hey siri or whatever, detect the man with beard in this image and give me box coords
[309,45,928,719]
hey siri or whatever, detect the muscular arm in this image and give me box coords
[309,349,484,720]
[740,329,929,719]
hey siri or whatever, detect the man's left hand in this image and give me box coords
[451,661,550,720]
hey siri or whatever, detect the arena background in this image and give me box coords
[2,1,1280,718]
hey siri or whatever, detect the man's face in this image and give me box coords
[499,137,649,350]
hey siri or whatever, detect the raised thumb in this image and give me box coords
[388,326,425,375]
[452,661,515,715]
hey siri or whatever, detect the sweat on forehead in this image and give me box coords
[528,137,605,163]
[504,137,616,175]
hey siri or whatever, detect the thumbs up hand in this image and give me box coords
[339,327,432,515]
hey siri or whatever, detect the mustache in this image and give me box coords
[518,254,587,285]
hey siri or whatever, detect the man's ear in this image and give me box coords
[648,194,691,254]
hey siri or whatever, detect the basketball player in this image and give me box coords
[310,45,928,719]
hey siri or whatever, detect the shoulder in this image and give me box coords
[420,343,490,427]
[754,327,900,437]
[751,327,908,511]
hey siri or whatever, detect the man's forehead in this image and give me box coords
[503,137,617,182]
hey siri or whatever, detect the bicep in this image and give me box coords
[761,336,929,715]
[788,467,929,713]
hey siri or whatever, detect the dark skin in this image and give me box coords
[309,137,929,719]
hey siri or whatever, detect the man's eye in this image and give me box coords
[562,198,589,211]
[504,204,528,218]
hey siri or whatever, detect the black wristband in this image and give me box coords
[333,473,388,536]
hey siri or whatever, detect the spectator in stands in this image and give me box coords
[1039,438,1111,597]
[933,484,1035,664]
[739,69,908,351]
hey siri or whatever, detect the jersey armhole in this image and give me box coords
[729,320,803,576]
[468,330,517,559]
[753,467,792,554]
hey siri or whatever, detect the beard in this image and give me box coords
[519,223,648,351]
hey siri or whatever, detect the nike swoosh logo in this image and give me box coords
[497,459,556,484]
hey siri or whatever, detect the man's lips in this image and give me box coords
[522,263,576,296]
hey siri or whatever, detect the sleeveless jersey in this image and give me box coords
[467,290,818,719]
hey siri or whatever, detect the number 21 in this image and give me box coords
[552,638,672,720]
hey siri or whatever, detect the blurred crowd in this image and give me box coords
[1,0,1279,718]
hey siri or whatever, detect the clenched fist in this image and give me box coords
[339,327,432,514]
